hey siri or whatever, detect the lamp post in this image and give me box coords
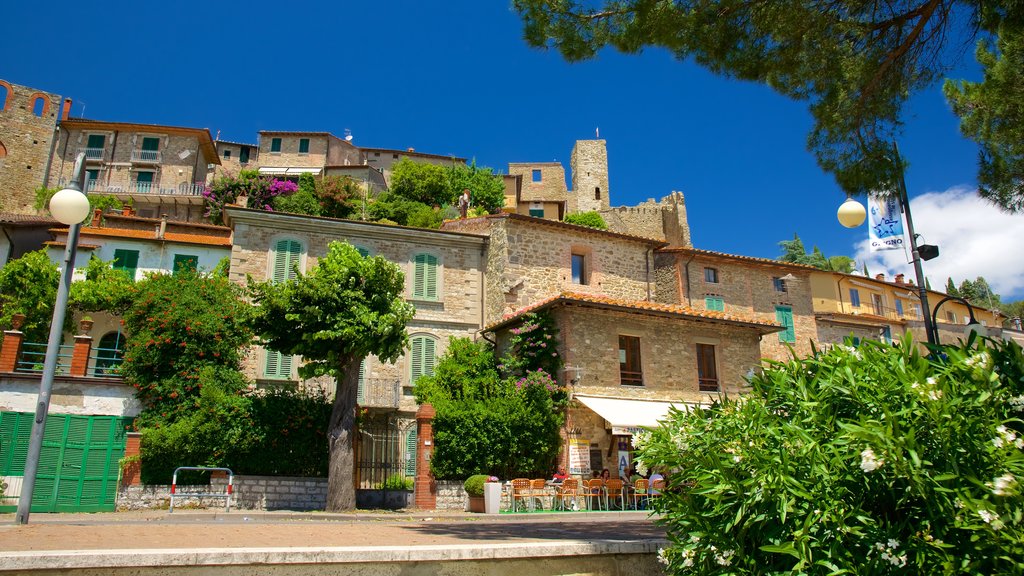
[15,153,91,525]
[836,142,937,346]
[931,296,986,344]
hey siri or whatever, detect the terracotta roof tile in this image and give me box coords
[657,246,819,270]
[49,226,231,247]
[0,212,57,225]
[486,292,782,333]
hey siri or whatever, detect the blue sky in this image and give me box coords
[3,1,1022,299]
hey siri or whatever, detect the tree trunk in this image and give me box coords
[325,356,361,511]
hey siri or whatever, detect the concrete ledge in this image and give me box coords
[0,539,668,571]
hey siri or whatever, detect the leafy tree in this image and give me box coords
[777,234,854,273]
[0,250,59,344]
[367,192,442,228]
[636,335,1024,573]
[447,162,507,214]
[34,186,123,224]
[1002,300,1024,325]
[515,1,1024,211]
[315,175,362,219]
[272,173,323,217]
[388,159,450,206]
[959,279,981,303]
[778,234,810,265]
[69,255,137,314]
[247,241,415,510]
[122,269,253,423]
[944,24,1024,212]
[563,210,608,229]
[499,312,562,379]
[413,337,503,404]
[204,170,297,224]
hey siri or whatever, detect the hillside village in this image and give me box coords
[0,77,1014,513]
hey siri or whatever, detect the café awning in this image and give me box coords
[574,394,697,435]
[258,167,323,175]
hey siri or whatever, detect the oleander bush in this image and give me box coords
[636,335,1024,574]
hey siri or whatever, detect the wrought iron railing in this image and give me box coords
[846,303,922,322]
[15,342,73,374]
[77,147,105,160]
[90,346,124,377]
[131,149,161,163]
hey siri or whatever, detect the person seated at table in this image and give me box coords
[600,468,611,482]
[628,467,643,484]
[649,470,665,494]
[551,467,568,483]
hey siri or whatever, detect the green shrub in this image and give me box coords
[563,211,608,230]
[383,473,414,491]
[0,250,60,344]
[463,474,491,497]
[638,335,1024,574]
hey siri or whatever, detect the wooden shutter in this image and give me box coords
[775,306,795,343]
[172,254,198,274]
[413,254,438,299]
[357,359,366,404]
[410,336,437,384]
[404,429,417,477]
[264,349,293,379]
[86,134,105,149]
[705,297,724,312]
[112,249,139,281]
[141,137,160,151]
[273,239,302,283]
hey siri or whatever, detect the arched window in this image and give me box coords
[31,95,48,117]
[0,140,7,160]
[0,81,10,111]
[411,253,438,300]
[94,331,124,376]
[409,334,437,393]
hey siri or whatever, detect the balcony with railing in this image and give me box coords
[845,303,922,323]
[80,180,207,196]
[358,378,402,409]
[77,147,105,161]
[131,149,161,163]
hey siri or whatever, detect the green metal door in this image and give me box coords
[0,412,131,512]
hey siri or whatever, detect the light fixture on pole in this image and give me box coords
[836,142,936,346]
[15,153,91,525]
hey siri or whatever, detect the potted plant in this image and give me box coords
[464,474,490,513]
[79,316,94,334]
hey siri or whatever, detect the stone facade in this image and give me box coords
[257,131,364,170]
[211,140,258,179]
[654,249,815,361]
[48,119,220,222]
[441,214,663,325]
[225,207,487,413]
[601,192,692,247]
[571,139,610,213]
[0,79,67,215]
[508,162,570,204]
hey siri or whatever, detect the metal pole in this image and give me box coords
[15,153,88,524]
[893,142,936,346]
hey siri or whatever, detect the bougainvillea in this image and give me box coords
[203,170,298,224]
[499,311,562,379]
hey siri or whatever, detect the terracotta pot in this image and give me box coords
[79,319,94,334]
[467,495,485,513]
[10,313,26,331]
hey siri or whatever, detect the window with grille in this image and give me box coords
[696,343,719,391]
[412,253,438,299]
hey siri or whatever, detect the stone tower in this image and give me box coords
[570,139,609,213]
[0,79,69,215]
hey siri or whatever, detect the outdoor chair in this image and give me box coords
[511,478,532,512]
[531,478,549,510]
[584,478,605,510]
[647,478,665,508]
[555,478,579,511]
[604,479,625,510]
[632,478,650,510]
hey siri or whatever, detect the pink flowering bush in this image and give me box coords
[203,170,298,224]
[500,312,562,378]
[638,335,1024,574]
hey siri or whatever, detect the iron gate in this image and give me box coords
[354,415,416,490]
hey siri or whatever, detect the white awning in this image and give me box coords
[574,394,697,434]
[258,167,322,175]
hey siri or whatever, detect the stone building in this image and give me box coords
[654,247,817,361]
[48,119,221,222]
[362,147,465,187]
[211,139,259,179]
[0,79,70,215]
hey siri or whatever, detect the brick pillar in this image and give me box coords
[414,403,436,510]
[122,432,142,486]
[70,335,93,377]
[0,330,24,373]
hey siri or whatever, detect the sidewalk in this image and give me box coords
[0,509,667,574]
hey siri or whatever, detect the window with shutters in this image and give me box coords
[172,254,198,275]
[408,335,437,395]
[775,306,795,343]
[111,249,139,281]
[270,238,304,283]
[705,296,724,312]
[263,348,294,380]
[270,137,282,153]
[696,343,719,391]
[412,253,439,300]
[298,138,310,154]
[405,429,417,477]
[356,359,367,404]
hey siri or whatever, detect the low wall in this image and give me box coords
[435,480,513,511]
[117,476,328,511]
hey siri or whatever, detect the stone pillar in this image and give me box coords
[414,403,436,510]
[0,330,24,373]
[122,432,142,486]
[70,335,93,377]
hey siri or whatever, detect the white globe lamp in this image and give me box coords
[48,187,91,225]
[837,197,866,228]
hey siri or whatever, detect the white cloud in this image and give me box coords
[853,186,1024,301]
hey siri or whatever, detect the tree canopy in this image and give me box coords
[247,241,415,510]
[778,234,855,273]
[388,158,506,215]
[515,0,1024,211]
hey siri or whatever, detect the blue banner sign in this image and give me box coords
[869,196,905,251]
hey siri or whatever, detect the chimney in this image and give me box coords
[90,208,102,228]
[122,205,134,217]
[875,273,885,282]
[61,98,73,120]
[158,215,167,239]
[895,273,905,285]
[407,147,415,152]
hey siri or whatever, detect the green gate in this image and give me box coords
[0,412,132,513]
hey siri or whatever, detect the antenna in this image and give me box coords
[595,127,599,138]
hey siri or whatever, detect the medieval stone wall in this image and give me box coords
[600,192,691,247]
[0,79,64,215]
[570,139,609,213]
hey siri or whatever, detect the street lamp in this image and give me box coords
[931,296,987,344]
[836,142,937,346]
[15,153,91,525]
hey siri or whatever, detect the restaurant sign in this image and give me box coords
[568,438,591,476]
[612,425,645,436]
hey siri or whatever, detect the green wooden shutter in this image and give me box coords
[405,429,417,477]
[272,239,302,283]
[355,246,370,257]
[264,350,294,379]
[141,137,159,151]
[705,297,724,312]
[413,254,438,299]
[172,254,198,274]
[410,336,437,385]
[357,359,366,403]
[112,249,139,281]
[776,306,795,343]
[87,134,105,149]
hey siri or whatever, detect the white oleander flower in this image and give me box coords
[657,547,670,566]
[715,549,735,566]
[1009,395,1024,412]
[992,473,1016,496]
[860,448,884,472]
[978,509,1004,529]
